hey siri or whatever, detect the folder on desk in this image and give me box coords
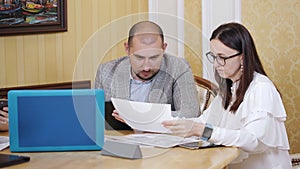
[8,89,105,152]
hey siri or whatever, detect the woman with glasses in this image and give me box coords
[163,22,292,169]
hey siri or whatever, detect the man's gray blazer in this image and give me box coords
[95,54,200,118]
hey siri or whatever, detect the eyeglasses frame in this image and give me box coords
[206,52,242,66]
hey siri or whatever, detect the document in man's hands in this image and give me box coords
[111,98,174,133]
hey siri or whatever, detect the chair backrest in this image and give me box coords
[193,75,218,114]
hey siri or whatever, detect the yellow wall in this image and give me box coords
[242,0,300,153]
[184,0,202,77]
[0,0,203,87]
[0,0,148,87]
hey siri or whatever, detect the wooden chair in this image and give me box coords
[290,153,300,168]
[193,75,218,114]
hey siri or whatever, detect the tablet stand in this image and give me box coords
[101,140,142,159]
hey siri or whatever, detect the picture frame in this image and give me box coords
[0,0,67,36]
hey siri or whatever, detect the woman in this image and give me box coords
[162,22,292,169]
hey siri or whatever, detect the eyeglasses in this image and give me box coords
[206,52,241,66]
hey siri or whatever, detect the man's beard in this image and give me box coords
[134,70,159,81]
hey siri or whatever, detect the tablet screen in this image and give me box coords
[8,89,104,152]
[18,95,96,147]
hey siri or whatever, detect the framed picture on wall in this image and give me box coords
[0,0,67,36]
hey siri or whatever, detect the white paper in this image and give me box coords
[105,134,200,148]
[111,98,174,133]
[0,136,9,151]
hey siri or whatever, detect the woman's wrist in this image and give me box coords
[191,122,205,137]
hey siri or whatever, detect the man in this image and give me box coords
[95,21,199,122]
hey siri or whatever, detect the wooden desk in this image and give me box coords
[1,131,239,169]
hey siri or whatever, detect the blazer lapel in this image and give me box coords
[148,56,169,103]
[111,58,131,99]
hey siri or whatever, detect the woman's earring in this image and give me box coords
[240,62,244,72]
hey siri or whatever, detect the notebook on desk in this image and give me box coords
[8,89,105,152]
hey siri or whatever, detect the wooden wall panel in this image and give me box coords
[184,0,202,77]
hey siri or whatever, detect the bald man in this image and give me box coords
[95,21,200,125]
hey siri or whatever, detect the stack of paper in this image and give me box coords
[105,133,200,148]
[0,136,9,151]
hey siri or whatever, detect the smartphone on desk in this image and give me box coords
[179,141,223,150]
[0,154,30,167]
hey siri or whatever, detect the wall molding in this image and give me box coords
[148,0,184,57]
[202,0,241,81]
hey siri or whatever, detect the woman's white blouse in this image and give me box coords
[197,73,292,169]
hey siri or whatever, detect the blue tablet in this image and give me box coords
[8,89,105,152]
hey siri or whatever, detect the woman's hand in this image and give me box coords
[162,119,205,138]
[0,107,9,131]
[112,110,126,123]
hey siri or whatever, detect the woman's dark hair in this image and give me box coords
[210,22,267,112]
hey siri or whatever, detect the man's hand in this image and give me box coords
[112,110,126,123]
